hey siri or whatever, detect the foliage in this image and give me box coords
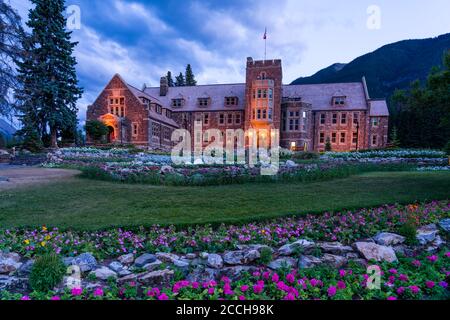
[166,71,174,87]
[397,220,418,245]
[185,64,197,86]
[324,137,332,152]
[29,253,66,293]
[392,51,450,149]
[0,2,24,118]
[390,126,401,148]
[14,0,83,148]
[444,141,450,156]
[85,120,108,143]
[258,247,274,265]
[20,128,43,153]
[324,149,446,159]
[175,72,185,87]
[292,151,320,160]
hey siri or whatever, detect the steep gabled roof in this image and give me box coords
[369,99,390,116]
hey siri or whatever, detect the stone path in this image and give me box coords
[0,165,80,190]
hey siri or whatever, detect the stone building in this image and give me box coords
[86,57,389,152]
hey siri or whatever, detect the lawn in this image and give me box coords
[0,171,449,230]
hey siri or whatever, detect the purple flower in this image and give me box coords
[327,286,337,297]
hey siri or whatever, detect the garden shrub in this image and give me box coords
[291,151,319,160]
[85,120,108,143]
[397,220,418,245]
[29,253,66,293]
[258,247,274,265]
[444,141,450,156]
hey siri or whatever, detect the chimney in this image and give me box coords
[160,76,168,96]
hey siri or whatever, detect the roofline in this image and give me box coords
[145,83,246,89]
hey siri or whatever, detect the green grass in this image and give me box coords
[0,171,449,230]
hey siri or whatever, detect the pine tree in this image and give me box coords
[166,71,174,87]
[15,0,83,149]
[185,64,197,86]
[175,72,185,87]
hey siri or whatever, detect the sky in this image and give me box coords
[9,0,450,123]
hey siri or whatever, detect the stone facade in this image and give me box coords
[87,58,389,151]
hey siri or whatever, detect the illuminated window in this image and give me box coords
[108,97,125,117]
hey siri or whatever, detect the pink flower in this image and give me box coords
[71,287,83,296]
[93,288,104,297]
[158,293,169,300]
[439,281,448,288]
[284,293,296,300]
[339,269,346,277]
[240,285,249,292]
[425,281,435,289]
[271,273,279,283]
[253,284,264,294]
[398,274,408,282]
[191,282,199,289]
[409,286,420,294]
[427,255,438,263]
[327,286,337,297]
[50,296,61,301]
[208,287,215,295]
[445,252,450,258]
[286,274,295,284]
[239,295,246,300]
[396,287,405,295]
[412,260,421,267]
[387,296,397,300]
[388,268,397,274]
[21,296,30,301]
[337,281,346,290]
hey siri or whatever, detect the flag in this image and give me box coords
[263,28,267,40]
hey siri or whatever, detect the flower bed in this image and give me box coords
[1,201,448,258]
[2,249,448,301]
[323,149,446,160]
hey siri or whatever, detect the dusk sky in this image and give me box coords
[10,0,450,122]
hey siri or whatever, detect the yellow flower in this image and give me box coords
[24,239,30,245]
[40,241,46,247]
[45,235,51,241]
[42,226,48,232]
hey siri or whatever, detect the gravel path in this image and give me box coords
[0,165,80,190]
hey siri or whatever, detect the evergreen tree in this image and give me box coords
[166,71,174,87]
[15,0,83,149]
[0,2,24,119]
[175,72,185,87]
[324,137,332,152]
[185,64,197,86]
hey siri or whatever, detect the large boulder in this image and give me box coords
[0,252,22,274]
[317,242,353,255]
[438,219,450,233]
[354,242,397,263]
[71,253,97,273]
[321,254,347,268]
[223,249,260,265]
[278,239,315,256]
[206,254,223,269]
[268,257,297,270]
[416,224,439,245]
[91,267,117,281]
[108,261,125,273]
[155,252,180,264]
[373,232,405,246]
[134,253,157,268]
[117,253,134,265]
[298,255,322,269]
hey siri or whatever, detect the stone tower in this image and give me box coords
[244,57,283,146]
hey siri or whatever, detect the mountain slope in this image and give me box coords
[291,33,450,102]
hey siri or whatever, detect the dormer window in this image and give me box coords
[172,98,184,107]
[155,104,162,114]
[225,97,238,106]
[198,98,210,107]
[333,96,346,106]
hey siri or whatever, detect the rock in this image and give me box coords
[17,259,34,276]
[223,250,260,265]
[186,267,220,283]
[155,252,179,264]
[207,254,223,269]
[71,253,97,273]
[354,242,397,263]
[117,273,138,285]
[268,257,297,270]
[134,253,157,268]
[426,235,445,253]
[173,259,190,269]
[0,276,28,291]
[236,244,274,254]
[137,269,174,287]
[416,224,439,245]
[108,261,124,273]
[298,255,322,269]
[318,242,354,255]
[439,218,450,233]
[0,176,9,182]
[278,239,315,256]
[345,253,360,260]
[118,269,132,277]
[220,266,258,280]
[91,267,117,281]
[0,252,22,274]
[63,257,74,266]
[199,252,209,259]
[321,254,347,268]
[143,260,162,272]
[285,160,298,168]
[373,232,405,246]
[118,253,134,265]
[185,253,197,259]
[160,165,175,174]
